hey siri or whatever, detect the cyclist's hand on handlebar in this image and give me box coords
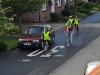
[63,31,65,33]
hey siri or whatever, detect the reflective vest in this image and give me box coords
[69,19,73,24]
[74,19,79,24]
[43,31,51,40]
[66,22,71,28]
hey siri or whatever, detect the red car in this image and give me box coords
[18,24,55,49]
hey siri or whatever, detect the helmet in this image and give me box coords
[69,16,72,18]
[43,24,51,30]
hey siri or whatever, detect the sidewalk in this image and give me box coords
[21,22,65,32]
[48,24,100,75]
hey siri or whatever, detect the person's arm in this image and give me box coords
[49,31,52,38]
[78,19,79,22]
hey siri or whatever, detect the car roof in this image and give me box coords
[29,25,43,27]
[29,24,52,28]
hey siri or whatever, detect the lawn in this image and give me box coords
[0,36,19,50]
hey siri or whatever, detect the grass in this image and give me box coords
[0,36,19,50]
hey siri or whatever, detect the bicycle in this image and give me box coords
[65,29,71,48]
[42,40,50,55]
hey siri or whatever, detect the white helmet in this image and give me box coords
[69,16,72,18]
[43,24,51,30]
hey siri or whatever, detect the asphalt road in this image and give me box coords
[0,11,100,75]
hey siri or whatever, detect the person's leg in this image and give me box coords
[74,24,76,30]
[70,31,73,44]
[48,40,52,50]
[77,24,79,31]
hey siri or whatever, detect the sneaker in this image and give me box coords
[70,42,72,45]
[67,43,70,48]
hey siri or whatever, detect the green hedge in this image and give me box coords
[82,2,93,10]
[0,41,8,52]
[61,9,70,17]
[50,12,60,22]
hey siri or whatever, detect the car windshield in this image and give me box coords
[24,27,43,34]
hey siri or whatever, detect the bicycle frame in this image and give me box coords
[65,30,70,48]
[42,40,49,55]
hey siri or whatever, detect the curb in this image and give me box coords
[0,46,18,57]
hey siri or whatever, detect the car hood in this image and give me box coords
[88,60,100,67]
[86,60,100,75]
[19,34,42,40]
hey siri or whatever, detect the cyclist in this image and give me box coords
[64,18,74,45]
[43,27,52,50]
[74,16,79,33]
[68,16,74,25]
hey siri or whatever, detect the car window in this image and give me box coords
[24,27,43,34]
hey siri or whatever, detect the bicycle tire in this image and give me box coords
[42,41,48,55]
[65,37,70,48]
[52,36,55,44]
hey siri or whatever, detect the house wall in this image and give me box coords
[55,0,65,16]
[67,0,75,7]
[41,4,51,22]
[20,0,75,22]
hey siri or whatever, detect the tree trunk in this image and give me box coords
[19,16,22,34]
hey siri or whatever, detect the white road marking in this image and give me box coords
[40,54,51,57]
[27,49,40,57]
[40,45,65,57]
[27,45,65,57]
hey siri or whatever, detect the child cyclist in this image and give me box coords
[64,17,74,45]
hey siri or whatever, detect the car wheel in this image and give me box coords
[40,41,44,50]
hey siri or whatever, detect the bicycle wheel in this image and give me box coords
[65,37,70,48]
[51,36,55,44]
[43,41,48,52]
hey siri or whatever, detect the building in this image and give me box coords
[21,0,74,22]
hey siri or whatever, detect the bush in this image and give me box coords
[50,12,60,22]
[77,8,90,15]
[82,2,93,10]
[75,12,86,18]
[0,41,8,52]
[64,4,69,9]
[7,24,19,34]
[92,7,99,11]
[61,9,70,17]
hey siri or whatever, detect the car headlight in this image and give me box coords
[32,40,39,42]
[19,39,22,41]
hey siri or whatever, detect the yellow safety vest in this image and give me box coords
[74,19,79,24]
[66,22,71,27]
[43,31,51,40]
[69,19,73,24]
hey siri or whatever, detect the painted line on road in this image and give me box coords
[27,45,65,57]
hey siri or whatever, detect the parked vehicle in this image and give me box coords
[85,60,100,75]
[18,24,55,50]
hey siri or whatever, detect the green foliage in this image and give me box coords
[76,6,90,15]
[1,0,47,15]
[61,9,70,17]
[75,12,86,18]
[50,12,60,22]
[64,4,74,10]
[92,7,99,11]
[64,4,75,16]
[0,36,19,50]
[82,2,93,10]
[93,3,100,9]
[0,41,7,52]
[0,6,19,36]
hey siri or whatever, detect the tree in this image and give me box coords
[0,0,19,36]
[1,0,47,33]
